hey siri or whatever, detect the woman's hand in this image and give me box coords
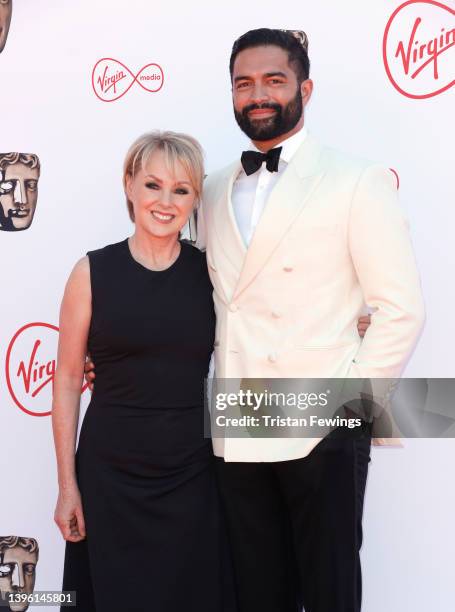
[357,314,371,338]
[54,485,86,542]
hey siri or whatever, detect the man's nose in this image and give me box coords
[13,180,27,207]
[11,564,25,589]
[250,83,269,104]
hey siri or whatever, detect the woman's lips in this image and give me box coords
[151,211,175,224]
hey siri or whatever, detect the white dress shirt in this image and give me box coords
[232,127,308,245]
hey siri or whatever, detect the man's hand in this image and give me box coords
[84,358,95,391]
[357,315,371,338]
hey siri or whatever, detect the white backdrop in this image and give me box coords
[1,0,454,610]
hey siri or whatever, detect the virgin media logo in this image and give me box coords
[383,0,455,99]
[92,58,164,102]
[5,322,88,417]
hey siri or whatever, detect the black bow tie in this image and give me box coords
[240,146,282,176]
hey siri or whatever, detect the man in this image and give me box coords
[0,536,39,612]
[0,153,40,232]
[196,28,425,612]
[0,0,12,54]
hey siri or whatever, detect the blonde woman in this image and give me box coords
[52,132,235,611]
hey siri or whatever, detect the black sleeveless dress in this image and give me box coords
[61,239,236,612]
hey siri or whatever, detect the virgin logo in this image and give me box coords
[383,0,455,99]
[92,58,164,102]
[5,322,88,417]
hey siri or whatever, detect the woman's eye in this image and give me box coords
[175,189,189,195]
[145,182,159,189]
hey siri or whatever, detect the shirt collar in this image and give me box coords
[250,126,307,164]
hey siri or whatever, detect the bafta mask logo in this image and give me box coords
[0,154,40,232]
[0,536,39,612]
[0,0,12,54]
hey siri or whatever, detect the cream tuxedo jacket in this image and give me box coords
[197,133,425,462]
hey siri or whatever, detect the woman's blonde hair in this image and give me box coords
[123,130,204,222]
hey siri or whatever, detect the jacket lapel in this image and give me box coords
[233,133,325,299]
[211,159,246,263]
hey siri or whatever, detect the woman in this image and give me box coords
[52,131,236,612]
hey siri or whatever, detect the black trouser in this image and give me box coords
[215,424,372,612]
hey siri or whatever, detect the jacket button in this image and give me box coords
[229,303,238,313]
[268,352,277,363]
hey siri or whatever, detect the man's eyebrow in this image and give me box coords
[264,71,287,79]
[234,71,288,83]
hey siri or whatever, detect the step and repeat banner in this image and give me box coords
[0,1,454,610]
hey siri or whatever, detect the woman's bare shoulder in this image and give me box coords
[64,256,91,299]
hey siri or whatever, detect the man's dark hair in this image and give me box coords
[229,28,310,84]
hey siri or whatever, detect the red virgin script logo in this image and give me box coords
[5,323,89,417]
[92,58,164,102]
[383,0,455,99]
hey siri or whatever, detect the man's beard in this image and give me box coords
[234,87,303,141]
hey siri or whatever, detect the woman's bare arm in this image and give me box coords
[52,256,91,540]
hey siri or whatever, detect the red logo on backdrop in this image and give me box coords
[92,58,164,102]
[383,0,455,99]
[5,323,89,417]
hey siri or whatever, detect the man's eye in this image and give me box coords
[269,79,284,85]
[236,82,250,89]
[0,564,12,577]
[145,182,159,189]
